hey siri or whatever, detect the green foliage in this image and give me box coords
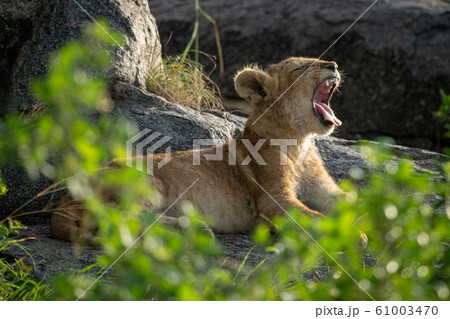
[50,207,227,300]
[0,20,133,300]
[436,89,450,155]
[0,176,6,195]
[0,22,448,301]
[0,220,49,300]
[436,89,450,130]
[147,55,222,110]
[329,139,449,300]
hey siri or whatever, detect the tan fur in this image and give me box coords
[50,57,344,243]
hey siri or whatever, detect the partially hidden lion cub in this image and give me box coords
[50,57,344,243]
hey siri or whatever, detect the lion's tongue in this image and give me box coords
[314,102,342,126]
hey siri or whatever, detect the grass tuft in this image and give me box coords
[147,55,223,111]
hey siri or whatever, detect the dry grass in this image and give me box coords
[147,55,223,111]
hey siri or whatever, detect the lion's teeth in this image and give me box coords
[326,79,330,86]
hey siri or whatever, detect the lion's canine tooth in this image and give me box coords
[326,79,330,87]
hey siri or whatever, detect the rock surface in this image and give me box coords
[110,82,245,152]
[0,0,161,115]
[1,82,447,281]
[151,0,450,151]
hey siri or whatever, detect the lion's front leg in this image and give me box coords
[297,149,344,214]
[255,185,323,222]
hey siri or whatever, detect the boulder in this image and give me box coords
[151,0,450,151]
[0,0,161,115]
[110,82,245,152]
[1,82,447,281]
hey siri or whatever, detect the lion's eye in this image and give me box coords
[291,64,311,73]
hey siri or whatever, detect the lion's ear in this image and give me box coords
[234,68,276,103]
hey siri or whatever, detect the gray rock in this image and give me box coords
[1,82,446,281]
[151,0,450,151]
[110,82,245,152]
[2,224,103,281]
[0,0,162,115]
[316,137,448,182]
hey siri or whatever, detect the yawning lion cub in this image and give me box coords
[50,57,344,243]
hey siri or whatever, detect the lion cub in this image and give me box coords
[50,57,344,243]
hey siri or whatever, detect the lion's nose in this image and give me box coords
[324,63,338,71]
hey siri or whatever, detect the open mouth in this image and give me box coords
[312,77,342,127]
